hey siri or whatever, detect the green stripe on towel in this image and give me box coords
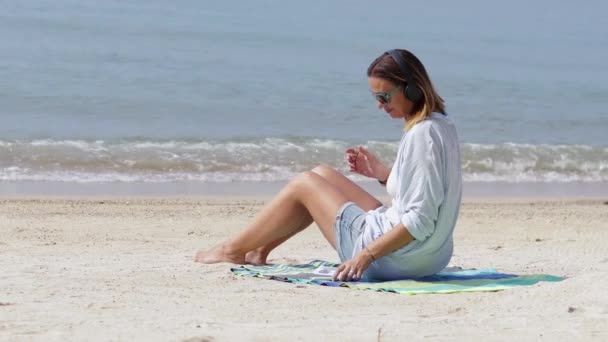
[230,260,564,294]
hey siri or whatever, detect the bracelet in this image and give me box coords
[365,247,376,261]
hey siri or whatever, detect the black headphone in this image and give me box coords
[386,49,423,104]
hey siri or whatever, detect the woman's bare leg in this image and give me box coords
[312,164,383,210]
[244,164,383,264]
[194,170,351,264]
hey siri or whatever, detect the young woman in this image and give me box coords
[195,49,462,282]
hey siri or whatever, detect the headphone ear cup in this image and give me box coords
[405,84,423,103]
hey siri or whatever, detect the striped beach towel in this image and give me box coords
[231,260,564,294]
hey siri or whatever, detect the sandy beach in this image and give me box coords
[3,1,607,341]
[1,196,607,341]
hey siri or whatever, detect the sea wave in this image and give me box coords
[0,138,606,183]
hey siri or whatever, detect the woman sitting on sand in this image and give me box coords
[196,49,462,282]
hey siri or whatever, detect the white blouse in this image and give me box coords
[363,112,462,278]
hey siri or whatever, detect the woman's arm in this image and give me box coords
[333,223,413,281]
[364,222,413,260]
[375,166,391,185]
[346,146,391,183]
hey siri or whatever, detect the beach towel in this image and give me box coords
[230,260,564,294]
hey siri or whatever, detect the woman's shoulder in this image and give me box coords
[406,116,437,138]
[405,113,455,146]
[411,113,454,135]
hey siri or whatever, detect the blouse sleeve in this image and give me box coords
[398,125,445,242]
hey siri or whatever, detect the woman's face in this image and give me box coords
[368,77,414,120]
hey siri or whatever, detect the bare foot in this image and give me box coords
[245,249,268,265]
[194,244,245,264]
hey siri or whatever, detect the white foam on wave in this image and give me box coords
[307,138,347,150]
[1,139,606,183]
[2,168,605,184]
[464,172,606,183]
[24,139,109,153]
[0,168,299,183]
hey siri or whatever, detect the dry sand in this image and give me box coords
[1,197,607,341]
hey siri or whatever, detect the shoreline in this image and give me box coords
[1,180,607,199]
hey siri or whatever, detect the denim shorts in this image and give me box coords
[334,201,428,281]
[333,201,367,262]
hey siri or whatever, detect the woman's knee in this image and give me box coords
[288,171,317,192]
[311,163,339,178]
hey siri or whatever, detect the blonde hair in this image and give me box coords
[367,49,445,131]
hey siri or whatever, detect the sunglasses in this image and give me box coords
[372,85,402,105]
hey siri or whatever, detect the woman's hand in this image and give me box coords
[332,250,374,282]
[345,146,389,181]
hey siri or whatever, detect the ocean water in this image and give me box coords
[1,1,607,192]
